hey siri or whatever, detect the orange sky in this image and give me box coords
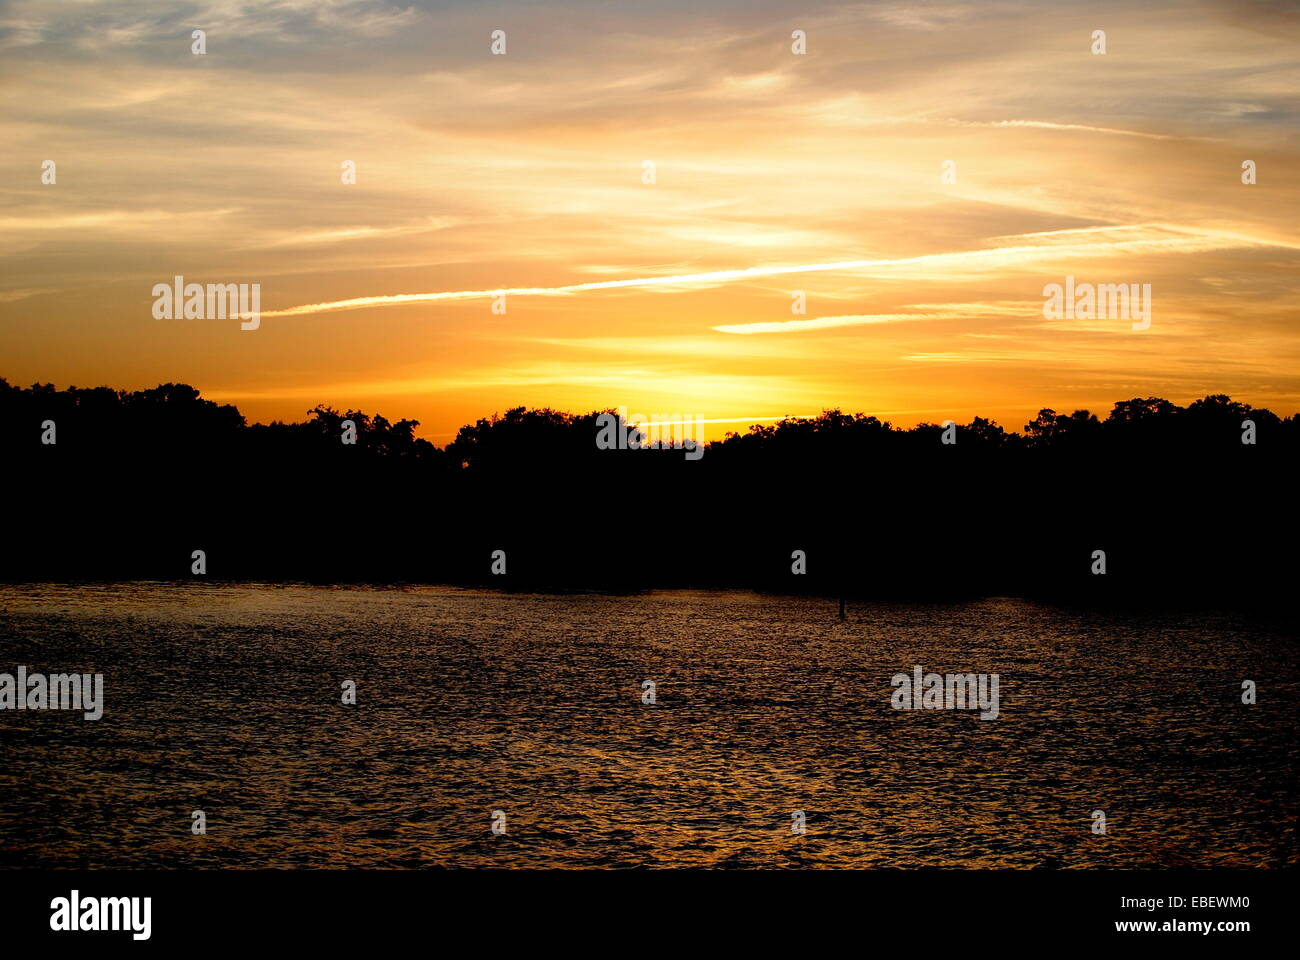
[2,0,1298,441]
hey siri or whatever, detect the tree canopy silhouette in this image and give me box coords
[4,377,1295,605]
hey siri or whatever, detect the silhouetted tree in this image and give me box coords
[3,379,1295,603]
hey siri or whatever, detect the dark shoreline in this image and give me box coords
[3,578,1296,623]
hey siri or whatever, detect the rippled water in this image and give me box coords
[0,583,1295,868]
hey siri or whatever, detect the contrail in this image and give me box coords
[259,259,935,318]
[714,313,934,335]
[260,224,1277,320]
[941,118,1211,141]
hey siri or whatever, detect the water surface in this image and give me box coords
[0,583,1295,868]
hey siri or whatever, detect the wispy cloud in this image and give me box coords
[3,0,1298,438]
[939,118,1214,142]
[262,225,1285,320]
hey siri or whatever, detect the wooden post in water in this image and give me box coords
[838,595,846,620]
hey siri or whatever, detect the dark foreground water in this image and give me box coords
[0,583,1295,868]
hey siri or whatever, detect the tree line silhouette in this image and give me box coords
[4,378,1296,607]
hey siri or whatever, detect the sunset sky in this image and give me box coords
[2,0,1298,440]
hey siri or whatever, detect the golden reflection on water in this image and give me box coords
[0,585,1295,868]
